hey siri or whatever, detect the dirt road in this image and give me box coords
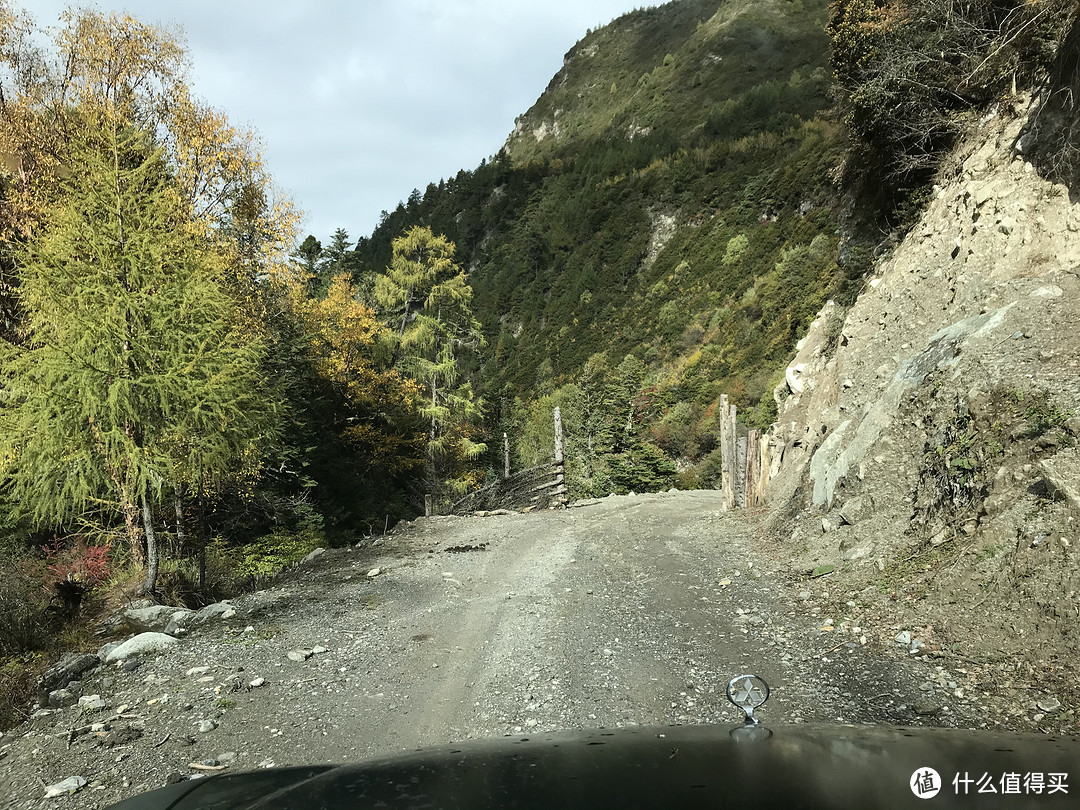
[0,491,980,808]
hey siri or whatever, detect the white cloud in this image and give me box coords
[23,0,641,241]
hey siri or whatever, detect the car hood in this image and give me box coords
[107,722,1080,809]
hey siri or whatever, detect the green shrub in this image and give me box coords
[0,551,50,656]
[0,653,45,729]
[1009,389,1073,438]
[606,440,676,493]
[693,446,726,489]
[229,527,325,588]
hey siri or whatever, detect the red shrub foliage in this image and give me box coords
[41,537,112,590]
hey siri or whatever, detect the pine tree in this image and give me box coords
[0,120,275,593]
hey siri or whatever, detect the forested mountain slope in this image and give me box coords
[351,0,848,493]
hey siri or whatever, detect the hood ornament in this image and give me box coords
[726,674,770,724]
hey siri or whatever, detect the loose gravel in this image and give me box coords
[0,490,987,809]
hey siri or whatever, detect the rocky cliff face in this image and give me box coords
[767,95,1080,725]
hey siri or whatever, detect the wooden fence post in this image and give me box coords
[719,395,731,510]
[746,429,760,507]
[720,396,738,511]
[552,407,567,507]
[503,432,510,480]
[735,434,748,509]
[424,494,433,517]
[757,433,770,507]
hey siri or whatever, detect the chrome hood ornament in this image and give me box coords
[726,674,770,724]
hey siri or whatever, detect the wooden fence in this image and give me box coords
[450,407,568,514]
[718,394,769,510]
[450,400,768,515]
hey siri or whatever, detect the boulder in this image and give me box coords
[1039,451,1080,513]
[169,609,196,626]
[189,602,236,625]
[78,694,106,712]
[37,653,100,702]
[124,605,179,629]
[104,632,178,663]
[301,547,326,564]
[838,496,872,526]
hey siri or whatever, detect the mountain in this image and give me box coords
[352,0,849,491]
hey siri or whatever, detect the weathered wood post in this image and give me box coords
[553,407,568,507]
[503,432,510,480]
[424,494,433,517]
[757,432,770,506]
[719,395,737,511]
[745,429,760,507]
[735,433,748,509]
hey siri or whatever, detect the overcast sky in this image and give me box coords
[28,0,643,245]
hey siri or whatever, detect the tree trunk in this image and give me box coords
[141,492,159,596]
[122,495,145,567]
[196,485,208,592]
[174,486,186,555]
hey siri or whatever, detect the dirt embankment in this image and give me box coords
[0,490,1020,809]
[768,95,1080,731]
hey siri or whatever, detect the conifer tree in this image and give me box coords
[0,119,274,593]
[376,226,486,501]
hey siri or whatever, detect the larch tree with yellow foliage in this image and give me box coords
[376,226,487,506]
[0,121,275,595]
[0,4,292,592]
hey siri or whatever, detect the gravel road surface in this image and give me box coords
[0,491,980,808]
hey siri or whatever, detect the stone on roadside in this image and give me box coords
[895,631,911,646]
[1037,697,1061,713]
[197,719,218,733]
[838,497,870,526]
[43,776,87,798]
[78,695,106,712]
[367,568,381,578]
[249,677,266,688]
[301,548,326,564]
[913,698,943,716]
[287,649,313,662]
[48,689,76,708]
[37,653,100,702]
[191,602,236,625]
[105,633,178,663]
[124,605,180,629]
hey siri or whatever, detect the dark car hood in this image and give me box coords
[107,723,1080,809]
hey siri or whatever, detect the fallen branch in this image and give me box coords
[821,640,848,656]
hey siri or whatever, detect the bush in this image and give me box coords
[693,446,726,489]
[0,653,45,730]
[0,552,51,656]
[829,0,1076,216]
[225,527,325,589]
